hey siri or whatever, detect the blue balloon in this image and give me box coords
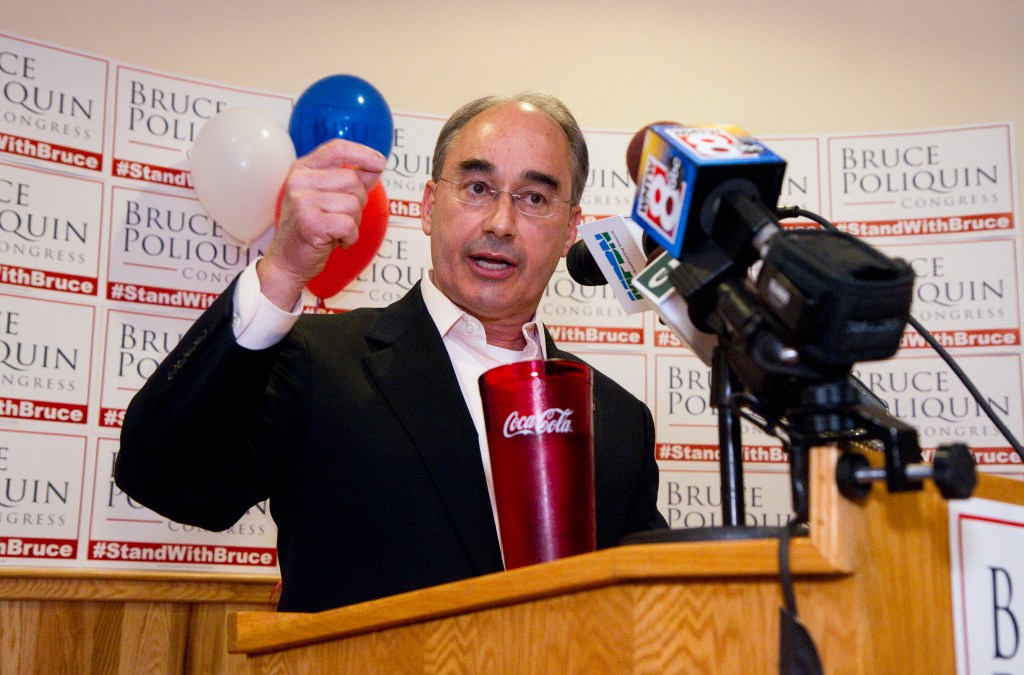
[288,74,394,158]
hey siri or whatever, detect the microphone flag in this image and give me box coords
[574,216,652,315]
[632,250,717,365]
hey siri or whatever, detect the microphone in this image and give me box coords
[565,238,606,286]
[630,123,786,260]
[569,123,782,290]
[565,220,717,364]
[631,249,717,365]
[566,121,684,289]
[627,123,913,393]
[564,122,735,360]
[567,230,664,287]
[565,215,651,314]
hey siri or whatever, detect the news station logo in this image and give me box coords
[666,127,765,160]
[636,153,684,240]
[589,232,642,302]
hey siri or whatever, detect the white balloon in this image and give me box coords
[190,107,296,244]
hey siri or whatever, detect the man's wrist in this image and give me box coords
[255,256,307,312]
[233,259,301,350]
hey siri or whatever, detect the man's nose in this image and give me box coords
[482,191,518,237]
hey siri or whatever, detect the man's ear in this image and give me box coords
[421,180,437,236]
[560,205,583,257]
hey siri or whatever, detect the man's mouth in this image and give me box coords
[471,254,515,271]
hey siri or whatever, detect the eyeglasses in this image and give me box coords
[437,177,571,219]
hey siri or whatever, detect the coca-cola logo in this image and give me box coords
[502,408,574,438]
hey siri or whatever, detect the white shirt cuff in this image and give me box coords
[232,259,302,350]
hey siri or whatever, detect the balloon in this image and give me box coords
[191,107,296,244]
[289,75,393,158]
[306,181,390,299]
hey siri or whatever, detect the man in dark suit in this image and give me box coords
[115,92,667,613]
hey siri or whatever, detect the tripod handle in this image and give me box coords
[835,443,977,501]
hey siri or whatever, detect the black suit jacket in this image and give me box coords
[116,281,665,612]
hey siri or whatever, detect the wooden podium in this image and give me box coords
[228,449,1024,673]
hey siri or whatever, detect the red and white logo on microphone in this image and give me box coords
[669,127,765,160]
[638,154,684,239]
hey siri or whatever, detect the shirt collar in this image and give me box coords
[420,274,548,358]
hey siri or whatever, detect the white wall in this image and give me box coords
[6,1,1022,142]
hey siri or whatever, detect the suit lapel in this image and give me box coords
[362,284,504,575]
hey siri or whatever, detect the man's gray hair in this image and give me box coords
[431,91,589,205]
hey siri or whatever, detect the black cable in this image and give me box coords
[905,314,1024,460]
[777,518,824,675]
[778,517,800,614]
[777,206,1024,461]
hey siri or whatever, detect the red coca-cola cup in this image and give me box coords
[479,359,595,570]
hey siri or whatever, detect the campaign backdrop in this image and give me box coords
[1,31,1021,575]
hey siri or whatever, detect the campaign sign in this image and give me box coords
[571,349,649,404]
[579,128,638,221]
[0,292,93,425]
[827,124,1017,238]
[106,186,273,311]
[653,353,785,463]
[89,438,278,573]
[658,466,794,530]
[762,136,825,218]
[98,309,191,428]
[541,263,648,350]
[307,220,431,312]
[0,33,109,173]
[0,429,86,564]
[949,497,1024,674]
[0,160,104,296]
[382,112,444,209]
[110,66,293,191]
[881,237,1022,352]
[851,352,1024,468]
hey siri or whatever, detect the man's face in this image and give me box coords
[421,102,582,328]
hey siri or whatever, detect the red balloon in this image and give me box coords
[307,182,390,299]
